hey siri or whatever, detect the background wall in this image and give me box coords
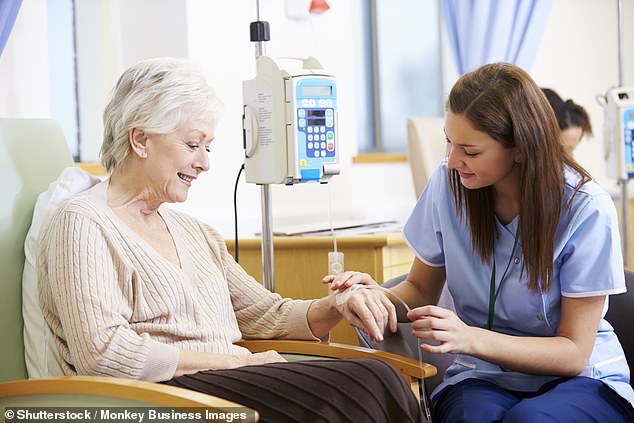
[74,0,189,161]
[531,0,634,191]
[1,0,633,239]
[180,0,416,237]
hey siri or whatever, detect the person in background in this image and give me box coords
[37,57,419,423]
[542,87,593,155]
[328,63,634,422]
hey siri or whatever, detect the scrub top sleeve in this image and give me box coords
[403,162,446,267]
[560,193,626,297]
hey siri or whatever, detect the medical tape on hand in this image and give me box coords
[334,284,368,306]
[335,284,413,310]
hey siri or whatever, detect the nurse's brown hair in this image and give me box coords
[447,63,591,292]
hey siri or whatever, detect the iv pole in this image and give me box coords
[250,0,275,292]
[616,0,629,267]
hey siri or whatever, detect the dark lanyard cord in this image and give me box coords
[487,231,520,330]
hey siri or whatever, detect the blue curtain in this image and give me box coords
[0,0,22,56]
[443,0,552,75]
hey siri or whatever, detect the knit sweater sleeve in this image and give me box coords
[201,226,320,341]
[38,208,180,381]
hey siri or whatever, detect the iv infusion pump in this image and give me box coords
[242,56,340,184]
[604,86,634,180]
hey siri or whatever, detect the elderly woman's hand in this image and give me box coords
[331,286,397,343]
[177,349,287,376]
[322,271,397,342]
[243,350,287,366]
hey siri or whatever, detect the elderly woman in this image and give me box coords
[38,58,419,422]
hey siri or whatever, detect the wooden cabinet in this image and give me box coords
[225,234,414,345]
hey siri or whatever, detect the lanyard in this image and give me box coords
[487,230,520,330]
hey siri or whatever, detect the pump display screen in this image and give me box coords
[308,110,326,125]
[625,109,634,176]
[303,85,332,97]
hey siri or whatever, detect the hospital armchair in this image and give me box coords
[0,118,434,413]
[606,271,634,386]
[396,116,457,393]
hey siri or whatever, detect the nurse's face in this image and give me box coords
[444,111,519,191]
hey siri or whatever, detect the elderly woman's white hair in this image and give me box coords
[100,57,223,172]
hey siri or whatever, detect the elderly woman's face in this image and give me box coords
[144,119,214,203]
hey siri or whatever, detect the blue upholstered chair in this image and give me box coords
[606,270,634,386]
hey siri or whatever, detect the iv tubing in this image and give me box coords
[328,182,338,252]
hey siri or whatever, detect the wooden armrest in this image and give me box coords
[236,339,436,380]
[0,376,256,416]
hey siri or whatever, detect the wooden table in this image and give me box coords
[226,233,414,345]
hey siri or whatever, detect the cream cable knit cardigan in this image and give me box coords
[38,182,318,382]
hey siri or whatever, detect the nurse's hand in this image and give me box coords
[333,285,398,342]
[322,271,378,292]
[407,305,475,355]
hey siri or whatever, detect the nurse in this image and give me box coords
[542,87,593,155]
[328,62,634,421]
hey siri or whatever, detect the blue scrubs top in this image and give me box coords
[403,160,634,405]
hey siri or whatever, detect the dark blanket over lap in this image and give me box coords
[163,357,422,423]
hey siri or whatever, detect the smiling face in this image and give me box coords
[142,119,215,203]
[444,111,519,193]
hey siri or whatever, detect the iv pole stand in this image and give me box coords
[251,0,275,292]
[616,0,629,268]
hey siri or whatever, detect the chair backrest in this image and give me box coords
[406,117,446,198]
[0,119,73,382]
[605,270,634,385]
